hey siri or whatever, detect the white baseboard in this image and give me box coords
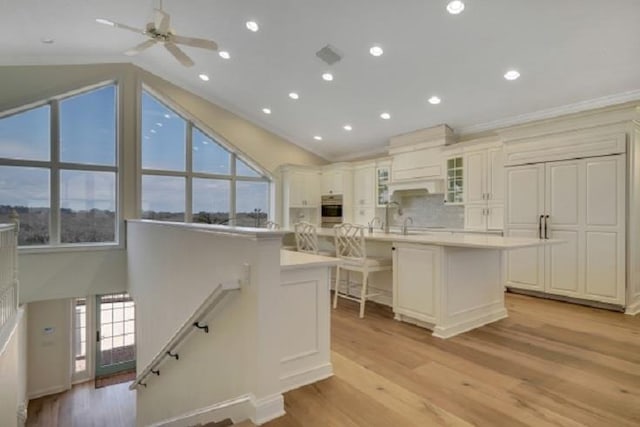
[280,362,333,394]
[433,308,508,339]
[150,394,253,427]
[625,297,640,315]
[28,384,70,400]
[249,393,285,425]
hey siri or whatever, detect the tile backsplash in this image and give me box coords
[394,191,464,228]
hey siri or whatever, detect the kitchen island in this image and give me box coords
[287,228,560,338]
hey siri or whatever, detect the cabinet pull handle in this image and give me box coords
[538,215,543,239]
[544,215,550,240]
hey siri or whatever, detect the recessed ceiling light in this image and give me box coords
[314,136,323,141]
[40,38,54,44]
[428,96,442,105]
[246,21,259,32]
[322,72,334,81]
[369,46,384,57]
[218,51,230,59]
[380,112,391,120]
[262,107,271,114]
[95,18,115,26]
[288,92,299,100]
[446,1,465,15]
[198,73,210,81]
[504,70,521,80]
[343,125,353,131]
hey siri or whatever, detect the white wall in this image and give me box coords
[0,308,27,427]
[27,299,72,399]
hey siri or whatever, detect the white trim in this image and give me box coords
[148,394,252,427]
[432,307,508,339]
[331,145,389,163]
[249,393,286,425]
[625,298,640,316]
[460,89,640,136]
[279,362,333,394]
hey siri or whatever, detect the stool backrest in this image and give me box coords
[294,222,319,254]
[334,223,366,262]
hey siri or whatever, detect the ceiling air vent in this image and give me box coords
[316,45,342,65]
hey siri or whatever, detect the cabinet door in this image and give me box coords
[464,205,487,230]
[321,170,342,195]
[488,147,504,203]
[504,164,545,291]
[487,204,504,230]
[544,160,582,298]
[464,151,487,204]
[353,166,375,206]
[288,172,305,207]
[393,243,440,324]
[304,171,321,206]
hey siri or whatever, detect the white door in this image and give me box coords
[505,164,545,291]
[582,155,626,304]
[464,151,487,204]
[544,160,582,298]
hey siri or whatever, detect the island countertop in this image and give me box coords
[285,227,561,250]
[280,249,339,271]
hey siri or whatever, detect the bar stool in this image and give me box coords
[333,223,391,318]
[294,222,335,256]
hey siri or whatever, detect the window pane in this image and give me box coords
[0,166,50,245]
[192,178,230,224]
[235,181,268,227]
[60,170,116,243]
[141,175,185,222]
[141,92,185,171]
[0,105,50,161]
[192,128,230,175]
[60,85,116,166]
[236,158,261,178]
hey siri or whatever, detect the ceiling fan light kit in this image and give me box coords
[99,1,219,67]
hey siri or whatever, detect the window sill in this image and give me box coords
[19,242,124,255]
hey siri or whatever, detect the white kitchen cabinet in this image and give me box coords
[505,154,626,305]
[289,170,320,207]
[393,243,440,324]
[321,169,344,195]
[464,146,504,230]
[353,163,376,207]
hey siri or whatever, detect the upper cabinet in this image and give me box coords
[282,166,321,208]
[376,161,391,207]
[463,144,505,230]
[353,163,376,207]
[444,156,464,204]
[321,169,344,195]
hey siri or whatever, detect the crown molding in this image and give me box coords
[459,89,640,136]
[330,145,389,163]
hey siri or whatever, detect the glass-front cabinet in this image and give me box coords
[376,165,390,206]
[446,157,464,204]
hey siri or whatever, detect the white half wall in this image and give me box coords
[0,307,27,427]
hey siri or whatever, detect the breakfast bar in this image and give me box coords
[290,228,560,338]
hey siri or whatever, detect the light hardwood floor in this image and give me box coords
[26,294,640,426]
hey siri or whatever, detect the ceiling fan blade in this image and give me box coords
[112,22,146,34]
[124,39,157,56]
[154,8,170,34]
[171,35,218,51]
[165,42,195,67]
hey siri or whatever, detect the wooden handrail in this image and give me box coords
[129,280,241,390]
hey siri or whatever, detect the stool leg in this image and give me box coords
[359,270,369,318]
[333,265,341,309]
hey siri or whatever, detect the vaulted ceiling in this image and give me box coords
[2,0,640,160]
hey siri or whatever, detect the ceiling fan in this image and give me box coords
[97,0,218,67]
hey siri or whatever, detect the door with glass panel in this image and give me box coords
[95,293,135,377]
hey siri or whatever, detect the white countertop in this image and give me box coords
[280,249,339,271]
[288,228,562,250]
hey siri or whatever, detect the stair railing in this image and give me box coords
[0,212,19,340]
[130,280,242,390]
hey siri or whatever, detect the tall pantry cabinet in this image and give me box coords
[503,130,627,306]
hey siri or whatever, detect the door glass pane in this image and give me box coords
[141,175,185,221]
[60,170,116,243]
[141,92,186,171]
[74,298,87,373]
[192,128,230,175]
[235,181,268,227]
[0,166,50,245]
[0,105,50,161]
[236,158,261,178]
[97,293,135,375]
[192,178,230,224]
[60,85,116,165]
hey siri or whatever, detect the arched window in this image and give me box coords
[140,90,271,227]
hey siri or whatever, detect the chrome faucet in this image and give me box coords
[368,217,381,234]
[402,217,414,235]
[384,201,401,234]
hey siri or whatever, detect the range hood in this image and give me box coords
[388,178,444,196]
